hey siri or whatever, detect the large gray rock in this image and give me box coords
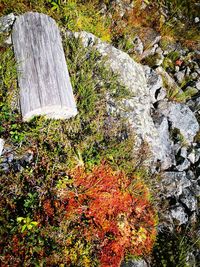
[0,13,15,32]
[157,101,199,144]
[69,31,173,170]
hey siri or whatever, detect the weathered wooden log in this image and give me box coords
[12,12,77,121]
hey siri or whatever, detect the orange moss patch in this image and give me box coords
[59,163,157,267]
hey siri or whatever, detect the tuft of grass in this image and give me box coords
[152,227,200,267]
[170,127,188,147]
[160,71,197,103]
[166,85,198,103]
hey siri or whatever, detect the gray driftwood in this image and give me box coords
[12,12,77,121]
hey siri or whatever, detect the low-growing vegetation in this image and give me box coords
[0,0,199,266]
[0,0,199,52]
[152,226,200,267]
[0,33,157,266]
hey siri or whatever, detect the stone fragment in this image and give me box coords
[185,66,191,76]
[4,35,12,45]
[195,17,200,23]
[150,35,161,48]
[7,153,14,163]
[155,117,175,170]
[0,13,15,32]
[187,150,196,164]
[187,170,195,180]
[187,98,200,112]
[133,36,144,55]
[139,28,161,50]
[155,47,164,66]
[180,188,197,211]
[156,88,166,101]
[156,54,164,66]
[174,70,185,84]
[180,147,187,158]
[173,143,181,155]
[157,101,199,144]
[186,252,196,267]
[191,72,198,80]
[176,159,190,171]
[171,206,188,225]
[195,148,200,162]
[0,139,4,156]
[161,172,191,198]
[191,180,200,197]
[196,68,200,75]
[0,162,9,172]
[195,80,200,90]
[143,65,163,103]
[175,66,180,72]
[111,0,134,18]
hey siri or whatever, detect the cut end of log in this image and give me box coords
[23,105,78,122]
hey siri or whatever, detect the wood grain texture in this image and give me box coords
[12,12,77,121]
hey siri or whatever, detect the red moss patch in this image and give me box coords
[60,163,157,267]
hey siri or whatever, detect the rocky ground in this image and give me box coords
[70,29,200,266]
[0,1,200,266]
